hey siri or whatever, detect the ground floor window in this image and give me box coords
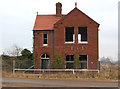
[65,54,74,69]
[66,63,74,69]
[79,54,87,69]
[65,54,87,69]
[41,53,50,69]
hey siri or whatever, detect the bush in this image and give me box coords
[2,55,13,72]
[74,56,79,69]
[50,53,65,69]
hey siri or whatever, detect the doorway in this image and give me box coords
[41,53,50,69]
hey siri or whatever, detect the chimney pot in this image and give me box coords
[75,2,77,8]
[56,2,62,17]
[36,12,38,15]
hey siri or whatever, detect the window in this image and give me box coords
[65,27,75,43]
[79,54,87,69]
[41,53,49,59]
[65,54,74,69]
[43,33,48,46]
[78,27,87,43]
[66,63,74,69]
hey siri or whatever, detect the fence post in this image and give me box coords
[73,69,75,74]
[13,59,15,74]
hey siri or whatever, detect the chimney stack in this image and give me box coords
[56,2,62,17]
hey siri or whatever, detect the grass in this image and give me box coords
[2,65,118,81]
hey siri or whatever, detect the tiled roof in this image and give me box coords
[33,15,65,30]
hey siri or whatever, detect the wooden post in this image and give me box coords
[13,59,15,74]
[73,69,75,74]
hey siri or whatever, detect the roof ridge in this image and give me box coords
[37,14,55,16]
[55,7,99,26]
[37,14,66,16]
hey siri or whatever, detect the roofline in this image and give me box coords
[33,29,54,31]
[33,15,38,30]
[36,14,66,16]
[76,8,100,26]
[33,14,67,30]
[55,7,100,27]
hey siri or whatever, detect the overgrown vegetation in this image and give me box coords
[50,53,65,69]
[2,64,118,80]
[1,45,118,80]
[2,45,34,72]
[74,55,79,69]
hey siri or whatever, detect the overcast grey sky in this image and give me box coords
[0,0,118,61]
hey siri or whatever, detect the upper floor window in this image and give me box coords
[78,27,87,43]
[43,33,48,46]
[65,27,75,43]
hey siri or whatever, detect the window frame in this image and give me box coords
[78,27,88,44]
[43,33,48,46]
[41,53,50,59]
[79,54,88,69]
[65,27,75,44]
[65,54,74,69]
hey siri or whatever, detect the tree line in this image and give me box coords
[2,45,33,72]
[1,45,118,72]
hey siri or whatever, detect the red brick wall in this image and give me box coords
[54,9,99,69]
[33,30,54,68]
[33,8,99,69]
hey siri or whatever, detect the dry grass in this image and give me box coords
[2,65,118,80]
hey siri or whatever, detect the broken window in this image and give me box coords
[66,63,74,69]
[79,54,87,69]
[41,54,45,58]
[65,54,74,69]
[43,33,48,46]
[41,53,49,59]
[65,27,75,43]
[78,27,87,42]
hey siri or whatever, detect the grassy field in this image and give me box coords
[2,65,118,81]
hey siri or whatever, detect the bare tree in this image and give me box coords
[3,45,22,73]
[6,45,22,56]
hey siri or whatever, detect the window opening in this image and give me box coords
[65,27,75,43]
[78,27,87,42]
[79,54,87,69]
[43,33,48,46]
[65,54,74,69]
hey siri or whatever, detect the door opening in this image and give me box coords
[41,53,50,69]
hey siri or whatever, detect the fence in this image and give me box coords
[14,69,99,74]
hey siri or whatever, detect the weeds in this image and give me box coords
[2,65,118,80]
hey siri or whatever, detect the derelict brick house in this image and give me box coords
[33,2,100,71]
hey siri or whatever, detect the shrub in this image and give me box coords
[50,53,65,69]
